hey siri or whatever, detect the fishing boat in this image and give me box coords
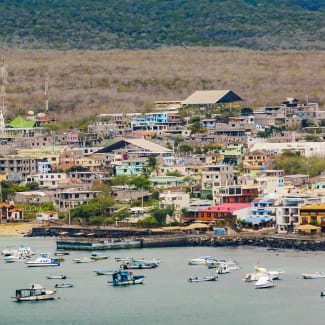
[13,284,56,302]
[302,272,325,279]
[73,257,94,263]
[188,256,215,265]
[90,252,109,261]
[25,253,60,267]
[255,275,275,289]
[54,283,74,288]
[109,270,144,286]
[188,275,219,282]
[46,274,67,280]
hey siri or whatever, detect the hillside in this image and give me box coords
[1,47,324,125]
[0,0,324,50]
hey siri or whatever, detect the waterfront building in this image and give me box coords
[197,203,251,225]
[299,204,325,232]
[213,185,259,204]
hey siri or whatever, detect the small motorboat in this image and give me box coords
[73,257,94,263]
[46,274,67,280]
[188,275,219,282]
[13,284,56,302]
[108,270,145,286]
[54,283,74,288]
[255,275,275,289]
[302,272,325,279]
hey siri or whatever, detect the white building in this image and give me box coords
[26,173,68,188]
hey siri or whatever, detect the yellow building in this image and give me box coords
[299,204,325,232]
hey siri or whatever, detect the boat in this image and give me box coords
[188,256,215,265]
[188,275,219,282]
[54,251,70,256]
[216,264,230,274]
[90,252,109,261]
[94,269,116,275]
[3,245,35,263]
[73,257,94,263]
[115,257,133,262]
[120,261,158,269]
[244,266,284,282]
[132,258,160,265]
[25,253,60,267]
[46,274,67,280]
[13,284,56,302]
[207,259,240,271]
[302,272,325,279]
[255,275,275,289]
[108,270,144,286]
[54,283,74,288]
[320,291,325,297]
[2,245,35,257]
[56,238,142,251]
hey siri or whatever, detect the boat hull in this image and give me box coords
[112,278,144,286]
[16,295,55,301]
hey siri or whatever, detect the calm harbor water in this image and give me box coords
[1,236,325,325]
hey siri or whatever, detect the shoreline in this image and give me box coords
[0,223,38,236]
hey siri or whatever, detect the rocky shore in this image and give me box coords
[28,226,325,251]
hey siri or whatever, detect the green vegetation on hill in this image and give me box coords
[0,0,324,50]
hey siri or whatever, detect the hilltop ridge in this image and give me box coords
[0,0,324,50]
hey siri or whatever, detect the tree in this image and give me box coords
[150,206,174,226]
[129,175,152,191]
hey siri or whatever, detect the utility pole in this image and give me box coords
[45,72,49,111]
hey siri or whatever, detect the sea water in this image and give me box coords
[0,236,324,325]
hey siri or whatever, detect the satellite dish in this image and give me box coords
[37,112,46,118]
[27,110,34,115]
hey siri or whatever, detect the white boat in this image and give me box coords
[216,264,230,274]
[46,274,67,280]
[244,266,284,282]
[73,257,94,263]
[188,275,219,282]
[302,272,325,279]
[255,275,275,289]
[132,258,160,265]
[115,257,133,262]
[14,284,56,301]
[207,259,240,270]
[188,256,214,265]
[3,245,35,262]
[91,253,109,261]
[54,283,74,288]
[25,253,60,267]
[94,269,116,275]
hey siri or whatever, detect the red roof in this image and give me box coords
[199,203,252,213]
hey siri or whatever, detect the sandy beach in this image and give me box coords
[0,223,38,236]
